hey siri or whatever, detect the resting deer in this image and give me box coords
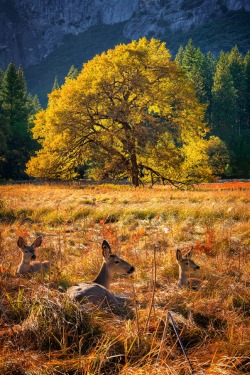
[16,236,50,275]
[67,240,135,309]
[176,248,200,287]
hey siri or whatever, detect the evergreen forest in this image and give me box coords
[0,39,249,183]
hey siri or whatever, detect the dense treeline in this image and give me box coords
[0,40,249,181]
[175,40,250,178]
[0,62,41,179]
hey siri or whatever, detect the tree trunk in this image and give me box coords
[130,149,139,187]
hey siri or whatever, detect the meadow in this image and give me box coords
[0,182,249,374]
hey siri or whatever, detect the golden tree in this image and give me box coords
[26,38,213,186]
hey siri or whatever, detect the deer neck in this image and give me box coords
[93,262,113,289]
[178,266,189,286]
[17,255,31,273]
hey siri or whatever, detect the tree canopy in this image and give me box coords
[26,38,216,186]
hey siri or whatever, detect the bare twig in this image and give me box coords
[168,311,194,374]
[144,246,157,333]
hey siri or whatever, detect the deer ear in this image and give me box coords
[102,240,112,258]
[185,247,193,259]
[32,236,43,248]
[176,249,182,261]
[17,237,26,249]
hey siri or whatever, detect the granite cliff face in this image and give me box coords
[0,0,249,69]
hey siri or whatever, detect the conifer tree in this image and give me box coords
[1,62,19,128]
[201,52,216,124]
[27,94,42,116]
[175,40,215,112]
[0,67,8,177]
[212,48,249,176]
[66,65,80,80]
[175,45,184,67]
[212,52,237,139]
[0,62,29,178]
[242,50,250,176]
[227,46,247,135]
[14,65,30,147]
[52,76,60,91]
[245,51,250,129]
[0,68,3,85]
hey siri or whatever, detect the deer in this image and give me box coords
[16,236,50,275]
[67,240,135,310]
[176,248,200,287]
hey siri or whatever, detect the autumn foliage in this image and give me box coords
[26,38,223,186]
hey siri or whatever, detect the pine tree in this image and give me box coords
[212,52,237,140]
[32,94,42,113]
[179,39,198,74]
[175,40,215,108]
[1,62,19,128]
[175,45,184,67]
[14,65,30,147]
[52,76,60,91]
[0,68,3,84]
[0,62,30,179]
[66,65,80,80]
[227,46,247,135]
[201,52,216,124]
[176,40,217,130]
[211,50,250,176]
[0,67,8,177]
[245,51,250,129]
[27,94,42,116]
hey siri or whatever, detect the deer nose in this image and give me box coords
[31,254,36,260]
[128,266,135,274]
[196,265,200,270]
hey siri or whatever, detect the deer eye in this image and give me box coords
[114,260,120,264]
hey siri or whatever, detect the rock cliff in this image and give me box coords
[0,0,249,69]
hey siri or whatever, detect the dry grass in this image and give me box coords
[0,182,249,374]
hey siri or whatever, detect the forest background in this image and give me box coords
[0,39,250,183]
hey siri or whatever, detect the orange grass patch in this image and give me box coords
[197,180,250,190]
[0,183,249,374]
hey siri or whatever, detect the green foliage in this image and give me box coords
[245,51,250,126]
[52,75,60,91]
[211,52,237,134]
[211,48,249,176]
[177,40,250,178]
[0,62,41,179]
[206,136,230,176]
[175,39,216,107]
[66,65,80,80]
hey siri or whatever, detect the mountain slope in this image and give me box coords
[26,23,129,106]
[1,0,249,105]
[1,0,249,68]
[25,9,250,106]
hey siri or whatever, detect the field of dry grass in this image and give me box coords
[0,182,249,374]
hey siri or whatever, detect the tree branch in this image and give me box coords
[139,163,192,188]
